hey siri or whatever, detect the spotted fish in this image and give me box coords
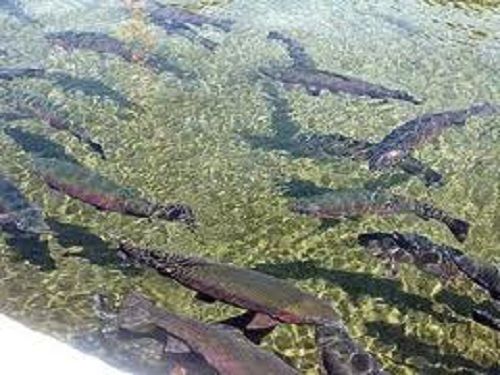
[291,189,469,242]
[262,32,421,103]
[34,158,196,228]
[117,242,340,331]
[368,103,500,170]
[117,292,299,374]
[357,231,461,280]
[45,31,188,77]
[316,323,388,375]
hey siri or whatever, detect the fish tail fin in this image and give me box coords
[445,217,470,243]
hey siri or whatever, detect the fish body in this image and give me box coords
[45,31,186,76]
[316,323,388,375]
[34,158,195,227]
[5,91,105,159]
[292,133,443,187]
[357,231,461,279]
[368,103,500,170]
[0,173,49,234]
[0,67,45,80]
[118,242,340,326]
[291,189,469,242]
[118,292,298,375]
[259,65,421,104]
[148,1,233,32]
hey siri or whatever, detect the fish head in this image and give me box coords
[13,208,51,235]
[369,149,405,170]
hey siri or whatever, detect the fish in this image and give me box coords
[267,31,316,69]
[0,173,50,234]
[117,242,341,332]
[261,32,421,104]
[316,323,388,375]
[357,231,461,280]
[0,67,45,81]
[368,102,500,170]
[291,189,469,242]
[472,309,500,332]
[33,157,196,228]
[291,132,443,187]
[450,252,500,302]
[45,31,189,77]
[148,0,233,32]
[47,72,142,112]
[4,90,106,159]
[117,292,299,374]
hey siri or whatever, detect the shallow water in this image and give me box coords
[0,0,499,373]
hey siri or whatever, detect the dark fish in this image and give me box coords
[146,0,233,51]
[451,252,500,302]
[148,0,233,32]
[117,242,340,328]
[3,126,81,164]
[316,323,388,375]
[368,103,500,170]
[261,32,421,103]
[47,72,141,111]
[117,292,299,374]
[267,31,316,69]
[34,158,195,228]
[45,31,188,77]
[292,133,443,187]
[0,67,45,80]
[260,65,422,104]
[357,231,461,280]
[291,189,469,242]
[5,90,106,159]
[0,173,49,234]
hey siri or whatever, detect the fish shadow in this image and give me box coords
[366,321,490,374]
[435,289,499,323]
[254,260,458,323]
[1,226,56,271]
[3,126,81,164]
[47,219,140,275]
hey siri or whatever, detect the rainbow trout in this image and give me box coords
[4,90,105,159]
[263,31,421,104]
[45,31,188,77]
[316,324,389,375]
[117,242,340,329]
[291,189,469,242]
[34,158,195,228]
[368,103,500,170]
[0,173,49,234]
[117,292,298,375]
[357,232,461,280]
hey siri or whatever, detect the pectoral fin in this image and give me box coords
[217,311,279,344]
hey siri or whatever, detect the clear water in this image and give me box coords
[0,0,499,374]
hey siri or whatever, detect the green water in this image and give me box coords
[0,0,499,373]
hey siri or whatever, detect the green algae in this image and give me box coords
[0,0,499,374]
